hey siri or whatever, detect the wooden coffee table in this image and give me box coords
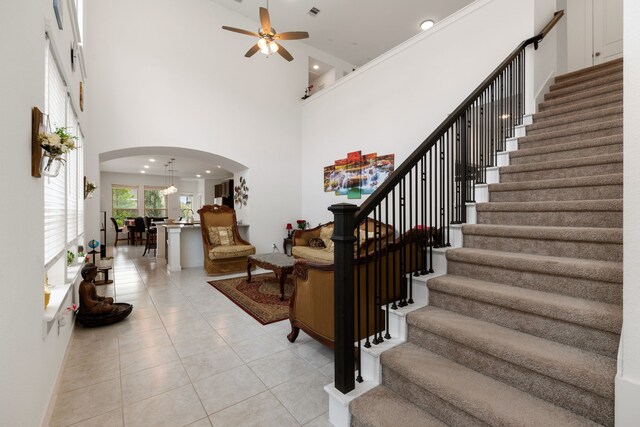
[247,253,295,301]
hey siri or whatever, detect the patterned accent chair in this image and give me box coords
[197,205,256,275]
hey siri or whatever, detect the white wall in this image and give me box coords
[83,0,354,254]
[617,0,640,423]
[0,0,86,424]
[299,0,554,225]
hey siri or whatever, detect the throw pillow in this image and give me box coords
[218,226,236,246]
[308,238,326,249]
[208,226,236,247]
[319,225,334,248]
[208,226,221,247]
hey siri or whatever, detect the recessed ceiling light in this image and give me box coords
[205,170,211,174]
[313,65,319,70]
[217,165,221,168]
[144,165,149,169]
[140,170,146,174]
[196,174,201,178]
[420,20,434,31]
[149,158,156,162]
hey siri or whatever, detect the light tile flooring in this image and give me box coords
[50,246,334,427]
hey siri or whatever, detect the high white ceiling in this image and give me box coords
[100,1,476,176]
[210,0,475,67]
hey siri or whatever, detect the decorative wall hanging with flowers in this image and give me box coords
[84,177,97,199]
[234,176,249,209]
[37,125,77,177]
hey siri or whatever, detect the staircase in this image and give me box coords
[350,59,623,427]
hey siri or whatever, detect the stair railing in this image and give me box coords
[330,11,565,394]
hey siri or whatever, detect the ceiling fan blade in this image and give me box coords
[245,43,260,58]
[259,7,272,34]
[222,26,260,37]
[275,42,294,62]
[274,31,309,40]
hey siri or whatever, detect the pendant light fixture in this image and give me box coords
[162,159,178,195]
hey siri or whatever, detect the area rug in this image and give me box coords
[207,273,294,325]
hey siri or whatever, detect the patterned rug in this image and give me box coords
[207,273,294,325]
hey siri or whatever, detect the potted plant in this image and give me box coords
[38,127,77,177]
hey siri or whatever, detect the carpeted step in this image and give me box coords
[350,385,448,427]
[461,224,622,261]
[476,199,622,228]
[381,342,600,427]
[517,119,622,150]
[499,153,623,183]
[545,74,623,102]
[554,58,623,84]
[549,64,623,92]
[446,247,622,304]
[526,105,622,136]
[405,308,615,425]
[509,135,623,166]
[534,93,622,123]
[488,173,622,203]
[427,274,621,357]
[539,87,622,112]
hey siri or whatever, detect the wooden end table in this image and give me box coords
[247,253,295,301]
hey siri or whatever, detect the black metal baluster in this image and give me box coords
[355,227,363,383]
[420,156,427,275]
[384,197,391,340]
[391,188,398,310]
[363,218,371,348]
[399,177,407,307]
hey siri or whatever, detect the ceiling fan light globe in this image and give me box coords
[269,41,279,53]
[257,38,267,49]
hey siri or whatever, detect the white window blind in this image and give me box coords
[66,104,78,243]
[44,49,68,265]
[77,131,84,237]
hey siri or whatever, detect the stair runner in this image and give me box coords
[350,58,623,427]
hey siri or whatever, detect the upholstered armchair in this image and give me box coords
[197,205,256,275]
[288,223,423,349]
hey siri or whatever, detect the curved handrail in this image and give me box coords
[354,10,564,225]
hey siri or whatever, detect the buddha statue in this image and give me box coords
[78,263,114,315]
[76,263,133,327]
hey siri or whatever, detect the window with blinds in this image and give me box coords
[44,49,68,265]
[77,132,84,237]
[44,46,85,266]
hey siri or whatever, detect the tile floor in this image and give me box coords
[50,246,334,427]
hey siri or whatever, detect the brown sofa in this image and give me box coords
[197,205,256,275]
[288,221,423,348]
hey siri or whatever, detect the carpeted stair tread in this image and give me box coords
[446,248,622,284]
[539,87,622,112]
[427,274,622,332]
[534,93,622,121]
[350,385,448,427]
[462,223,621,244]
[500,152,622,176]
[489,173,622,202]
[554,58,622,83]
[509,135,622,163]
[527,105,622,134]
[517,118,622,145]
[406,307,616,398]
[381,343,598,427]
[549,67,622,93]
[476,199,622,213]
[545,74,623,101]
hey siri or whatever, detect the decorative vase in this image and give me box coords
[40,153,62,177]
[44,285,51,309]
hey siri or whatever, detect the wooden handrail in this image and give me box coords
[354,10,564,225]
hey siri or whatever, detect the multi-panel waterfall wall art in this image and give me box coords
[323,151,395,199]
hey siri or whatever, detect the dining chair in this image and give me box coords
[110,217,128,247]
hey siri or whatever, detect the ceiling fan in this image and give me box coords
[222,5,309,62]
